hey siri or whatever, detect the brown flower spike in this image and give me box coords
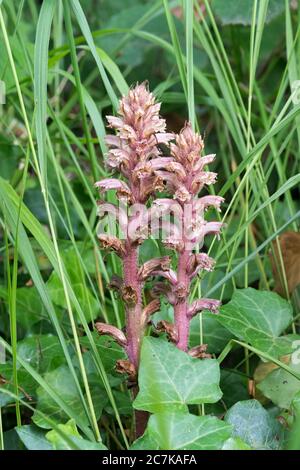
[152,123,224,351]
[95,83,173,369]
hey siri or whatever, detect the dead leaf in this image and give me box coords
[270,231,300,297]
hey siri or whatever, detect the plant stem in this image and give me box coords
[123,243,150,438]
[123,244,143,370]
[174,250,190,351]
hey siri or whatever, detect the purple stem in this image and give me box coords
[174,249,190,351]
[123,242,149,438]
[123,243,143,370]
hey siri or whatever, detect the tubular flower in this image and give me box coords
[152,123,224,352]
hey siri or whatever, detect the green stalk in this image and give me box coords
[0,7,101,442]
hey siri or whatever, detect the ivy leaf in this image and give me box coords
[0,336,66,405]
[190,312,232,353]
[79,331,126,373]
[32,365,104,429]
[220,370,249,408]
[257,360,300,409]
[0,363,37,403]
[0,285,46,329]
[16,425,52,450]
[47,272,99,323]
[17,335,65,374]
[217,288,293,357]
[286,391,300,450]
[224,400,284,450]
[133,337,222,413]
[46,244,99,323]
[222,437,252,450]
[212,0,285,26]
[147,412,232,450]
[130,430,159,450]
[46,419,107,450]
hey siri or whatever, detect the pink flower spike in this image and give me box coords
[127,208,149,243]
[174,185,191,203]
[106,115,124,129]
[98,234,126,257]
[141,299,161,326]
[152,282,177,305]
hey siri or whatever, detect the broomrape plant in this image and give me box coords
[95,83,173,376]
[95,84,224,427]
[151,122,224,352]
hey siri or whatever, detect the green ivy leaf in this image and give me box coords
[46,419,107,450]
[0,335,66,403]
[0,285,46,329]
[17,335,65,374]
[217,288,293,357]
[212,0,285,26]
[147,412,232,450]
[0,363,37,404]
[190,312,233,353]
[258,361,300,409]
[79,331,126,373]
[32,365,104,429]
[46,244,99,323]
[222,437,252,450]
[16,425,52,450]
[130,430,159,450]
[286,391,300,450]
[224,399,283,450]
[133,337,222,413]
[220,370,249,408]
